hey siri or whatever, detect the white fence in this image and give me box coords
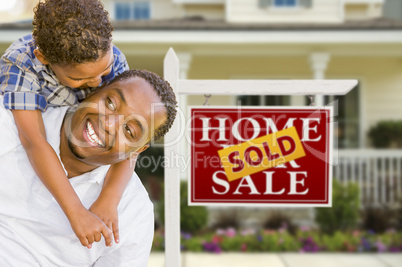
[335,149,402,207]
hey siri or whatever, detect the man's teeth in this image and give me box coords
[86,121,104,147]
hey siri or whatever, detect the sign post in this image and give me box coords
[163,48,357,267]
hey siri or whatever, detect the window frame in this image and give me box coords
[114,1,151,21]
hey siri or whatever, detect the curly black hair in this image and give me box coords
[111,69,178,141]
[32,0,113,65]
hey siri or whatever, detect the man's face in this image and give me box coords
[50,48,114,89]
[65,76,167,166]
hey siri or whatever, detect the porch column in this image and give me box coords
[176,53,192,178]
[309,53,330,106]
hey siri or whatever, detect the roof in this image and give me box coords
[1,18,402,31]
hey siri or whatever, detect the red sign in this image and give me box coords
[189,106,333,206]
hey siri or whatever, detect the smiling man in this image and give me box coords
[0,69,177,266]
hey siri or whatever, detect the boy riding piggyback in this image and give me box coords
[0,0,137,249]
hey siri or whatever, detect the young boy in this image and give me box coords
[0,0,138,249]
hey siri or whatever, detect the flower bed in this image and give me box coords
[152,227,402,253]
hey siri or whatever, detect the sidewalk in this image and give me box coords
[148,252,402,267]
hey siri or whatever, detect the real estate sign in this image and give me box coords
[189,106,333,207]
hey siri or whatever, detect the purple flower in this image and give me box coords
[376,241,387,253]
[257,235,263,242]
[389,246,400,253]
[181,232,192,240]
[203,242,222,253]
[301,237,320,252]
[361,237,371,251]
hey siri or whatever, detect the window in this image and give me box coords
[325,85,360,149]
[115,1,151,21]
[115,2,131,20]
[274,0,297,7]
[237,95,290,106]
[133,2,151,20]
[239,87,361,149]
[259,0,311,8]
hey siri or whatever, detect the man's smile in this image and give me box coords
[85,120,105,148]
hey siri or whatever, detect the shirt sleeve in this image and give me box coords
[113,45,130,74]
[0,58,47,111]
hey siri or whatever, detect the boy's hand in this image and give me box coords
[68,207,113,249]
[89,198,120,244]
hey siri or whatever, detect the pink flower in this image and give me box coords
[216,229,226,236]
[300,225,310,232]
[241,229,256,236]
[226,227,236,238]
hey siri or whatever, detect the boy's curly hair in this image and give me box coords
[112,70,178,141]
[33,0,113,65]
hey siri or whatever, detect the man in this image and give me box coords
[0,69,177,266]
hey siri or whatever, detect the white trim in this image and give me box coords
[1,30,402,44]
[225,0,230,22]
[340,0,345,23]
[172,0,224,4]
[176,79,357,95]
[113,30,402,44]
[344,0,384,4]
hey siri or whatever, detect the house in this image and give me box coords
[1,0,401,227]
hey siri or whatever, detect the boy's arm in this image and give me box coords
[12,110,113,248]
[90,157,136,244]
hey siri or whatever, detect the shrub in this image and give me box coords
[157,181,208,234]
[210,209,240,229]
[368,120,402,148]
[262,211,297,235]
[362,206,395,233]
[315,179,360,234]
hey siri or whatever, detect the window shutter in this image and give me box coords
[299,0,312,8]
[259,0,273,8]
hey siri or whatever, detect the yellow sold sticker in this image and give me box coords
[218,126,306,182]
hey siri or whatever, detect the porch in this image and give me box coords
[336,149,402,207]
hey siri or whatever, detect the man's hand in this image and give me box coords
[68,207,113,249]
[90,198,120,244]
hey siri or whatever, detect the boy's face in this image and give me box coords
[65,76,167,166]
[48,48,114,89]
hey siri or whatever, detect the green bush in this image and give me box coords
[368,120,402,148]
[315,179,360,234]
[157,181,208,234]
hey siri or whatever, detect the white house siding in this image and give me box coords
[103,0,184,20]
[181,5,225,20]
[150,0,185,19]
[344,3,383,20]
[226,0,343,24]
[363,58,402,128]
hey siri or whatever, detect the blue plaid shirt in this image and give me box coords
[0,34,129,111]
